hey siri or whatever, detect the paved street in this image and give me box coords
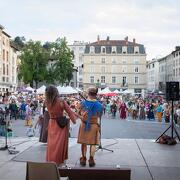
[10,113,180,140]
[1,113,180,180]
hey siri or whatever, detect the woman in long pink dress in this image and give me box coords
[119,101,127,119]
[45,85,77,166]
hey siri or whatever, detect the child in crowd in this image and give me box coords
[26,124,35,137]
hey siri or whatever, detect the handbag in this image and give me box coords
[56,116,69,128]
[55,100,69,128]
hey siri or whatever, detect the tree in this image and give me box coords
[45,66,56,84]
[52,37,74,85]
[14,36,26,49]
[18,40,49,88]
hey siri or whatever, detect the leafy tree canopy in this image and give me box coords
[18,40,49,88]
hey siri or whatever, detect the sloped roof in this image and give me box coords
[90,40,142,46]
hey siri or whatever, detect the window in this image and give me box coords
[79,66,83,75]
[79,56,83,63]
[90,46,94,53]
[122,60,126,64]
[134,66,139,73]
[101,76,105,83]
[134,59,139,64]
[101,66,105,73]
[122,76,127,86]
[6,51,8,61]
[134,76,139,84]
[6,77,9,82]
[90,59,94,64]
[90,66,94,73]
[79,47,83,51]
[112,76,116,83]
[6,39,8,47]
[3,37,5,45]
[176,68,178,76]
[101,58,105,64]
[3,49,5,60]
[112,46,116,53]
[90,76,94,83]
[152,64,154,68]
[3,64,5,75]
[112,58,116,64]
[2,77,5,82]
[122,65,127,73]
[101,46,106,53]
[6,64,8,75]
[12,57,15,65]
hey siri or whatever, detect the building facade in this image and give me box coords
[172,47,180,82]
[146,59,159,91]
[158,47,180,93]
[68,41,88,88]
[0,25,19,93]
[83,36,147,95]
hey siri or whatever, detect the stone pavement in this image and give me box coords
[1,136,180,180]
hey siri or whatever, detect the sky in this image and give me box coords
[1,0,180,60]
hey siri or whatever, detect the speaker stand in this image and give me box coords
[156,100,180,142]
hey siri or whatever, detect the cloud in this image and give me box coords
[1,0,180,59]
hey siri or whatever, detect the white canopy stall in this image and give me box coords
[36,85,46,94]
[57,86,78,95]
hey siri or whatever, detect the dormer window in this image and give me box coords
[112,46,116,53]
[122,46,127,54]
[134,46,139,54]
[90,46,94,53]
[101,46,106,53]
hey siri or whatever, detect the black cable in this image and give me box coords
[135,139,154,180]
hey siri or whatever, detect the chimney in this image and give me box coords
[0,24,5,30]
[97,35,100,43]
[125,36,128,41]
[133,38,136,44]
[107,36,110,41]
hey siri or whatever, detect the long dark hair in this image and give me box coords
[45,85,59,106]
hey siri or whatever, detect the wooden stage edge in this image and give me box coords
[59,167,131,180]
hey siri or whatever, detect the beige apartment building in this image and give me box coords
[83,36,147,95]
[0,25,19,94]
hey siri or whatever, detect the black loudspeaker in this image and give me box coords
[166,82,179,101]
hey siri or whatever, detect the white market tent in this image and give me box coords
[36,85,46,94]
[57,86,78,95]
[98,87,112,95]
[113,89,121,94]
[26,87,34,92]
[122,89,132,94]
[76,87,83,92]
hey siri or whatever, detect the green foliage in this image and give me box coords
[18,40,48,88]
[52,37,74,84]
[18,37,74,87]
[14,36,26,49]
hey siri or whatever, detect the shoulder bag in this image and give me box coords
[52,100,69,128]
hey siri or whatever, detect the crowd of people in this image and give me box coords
[100,96,180,125]
[0,88,180,168]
